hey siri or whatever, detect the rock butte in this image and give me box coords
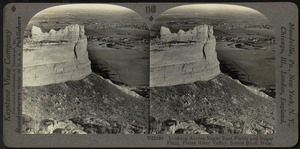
[23,24,91,86]
[150,25,220,87]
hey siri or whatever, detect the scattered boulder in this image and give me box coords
[22,114,36,134]
[37,119,86,134]
[235,43,243,48]
[22,116,147,134]
[150,117,275,135]
[106,43,114,48]
[157,119,208,134]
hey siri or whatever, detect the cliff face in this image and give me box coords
[150,25,220,87]
[23,24,92,86]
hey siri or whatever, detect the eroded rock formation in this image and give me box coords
[22,115,148,134]
[23,24,91,86]
[150,25,220,87]
[150,118,275,134]
[160,25,214,42]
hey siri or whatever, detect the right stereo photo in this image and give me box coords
[149,4,276,135]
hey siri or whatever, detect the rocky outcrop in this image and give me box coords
[23,24,92,86]
[31,25,86,42]
[22,115,147,134]
[160,25,214,42]
[150,25,220,87]
[150,118,275,134]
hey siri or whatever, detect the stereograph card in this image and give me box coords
[1,1,299,148]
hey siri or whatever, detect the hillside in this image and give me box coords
[22,73,148,134]
[150,73,275,134]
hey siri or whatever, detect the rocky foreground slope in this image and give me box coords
[22,73,148,134]
[23,72,275,134]
[150,73,275,134]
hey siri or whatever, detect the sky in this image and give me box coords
[39,4,134,14]
[163,4,264,16]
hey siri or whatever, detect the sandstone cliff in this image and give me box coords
[23,24,92,86]
[150,25,220,87]
[160,25,214,42]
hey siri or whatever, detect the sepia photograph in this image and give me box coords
[21,4,150,134]
[149,4,276,134]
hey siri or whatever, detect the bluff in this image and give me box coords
[23,24,92,86]
[150,25,220,87]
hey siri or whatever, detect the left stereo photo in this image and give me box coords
[22,4,150,134]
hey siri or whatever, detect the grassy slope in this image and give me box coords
[23,73,149,127]
[150,73,275,127]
